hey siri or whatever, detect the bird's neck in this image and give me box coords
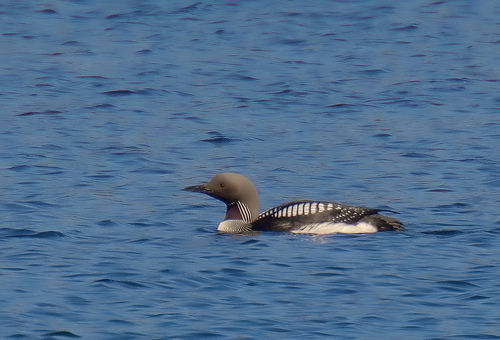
[225,201,253,223]
[225,203,243,220]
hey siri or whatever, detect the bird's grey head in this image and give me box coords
[182,173,260,222]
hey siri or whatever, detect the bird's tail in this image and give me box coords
[363,214,405,231]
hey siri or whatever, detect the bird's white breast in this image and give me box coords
[218,220,251,233]
[290,221,378,235]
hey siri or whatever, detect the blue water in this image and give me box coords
[1,1,500,339]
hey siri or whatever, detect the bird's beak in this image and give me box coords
[182,184,211,194]
[182,183,230,204]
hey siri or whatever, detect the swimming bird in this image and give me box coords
[182,173,404,234]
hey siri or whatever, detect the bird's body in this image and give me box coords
[183,173,404,235]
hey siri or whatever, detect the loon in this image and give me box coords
[182,173,404,235]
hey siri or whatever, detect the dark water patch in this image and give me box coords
[427,188,453,192]
[380,98,420,107]
[5,332,29,338]
[93,278,148,289]
[271,262,292,268]
[17,110,62,117]
[422,229,464,237]
[239,239,261,246]
[310,270,345,278]
[72,49,94,56]
[181,331,223,339]
[178,17,203,21]
[65,295,92,306]
[401,152,431,158]
[24,200,59,208]
[430,85,467,93]
[1,228,36,238]
[76,75,110,79]
[101,89,164,96]
[374,6,396,12]
[61,40,81,46]
[486,226,500,234]
[37,144,66,152]
[220,268,248,277]
[131,166,174,175]
[135,88,167,96]
[128,237,154,244]
[434,202,470,210]
[1,202,33,214]
[87,171,116,179]
[327,103,355,108]
[279,38,308,45]
[107,145,150,156]
[485,178,500,188]
[39,169,65,176]
[36,8,58,14]
[427,1,446,6]
[40,52,63,56]
[325,287,358,295]
[227,259,254,268]
[105,13,126,20]
[97,219,117,227]
[108,320,136,327]
[201,131,235,144]
[1,228,66,239]
[174,90,194,97]
[273,89,308,97]
[448,334,500,340]
[364,96,418,105]
[227,73,259,81]
[129,222,151,228]
[392,24,419,31]
[105,10,144,20]
[373,133,392,138]
[283,60,322,65]
[29,231,66,238]
[464,294,489,301]
[282,12,302,17]
[358,69,386,75]
[101,90,136,96]
[7,164,30,171]
[137,70,162,77]
[171,2,203,14]
[196,226,218,234]
[43,330,80,338]
[438,279,479,291]
[88,103,116,109]
[406,315,440,326]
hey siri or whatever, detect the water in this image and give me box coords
[1,1,500,339]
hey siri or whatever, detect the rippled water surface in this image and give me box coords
[1,1,500,339]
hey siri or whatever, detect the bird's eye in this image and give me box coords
[220,183,225,188]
